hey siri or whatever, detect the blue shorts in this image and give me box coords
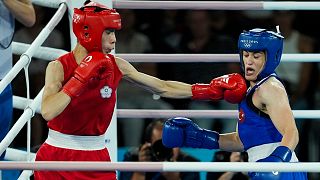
[249,171,308,180]
[0,84,13,160]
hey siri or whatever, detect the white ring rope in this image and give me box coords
[32,0,65,8]
[13,95,41,114]
[0,161,320,172]
[12,42,68,61]
[11,47,320,63]
[12,96,320,119]
[4,149,36,180]
[0,3,67,95]
[117,109,320,119]
[0,89,43,157]
[18,170,34,180]
[116,54,320,63]
[4,148,36,161]
[113,1,320,10]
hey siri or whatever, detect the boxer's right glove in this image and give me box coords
[192,73,247,104]
[62,52,112,98]
[162,117,219,149]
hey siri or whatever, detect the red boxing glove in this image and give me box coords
[191,83,224,101]
[219,73,247,104]
[62,52,113,98]
[192,73,247,103]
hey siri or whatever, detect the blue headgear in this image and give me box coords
[238,28,284,80]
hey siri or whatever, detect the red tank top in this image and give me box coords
[47,52,123,135]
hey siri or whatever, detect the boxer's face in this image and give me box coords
[101,29,116,54]
[242,51,266,81]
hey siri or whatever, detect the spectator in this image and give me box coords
[272,11,314,110]
[207,151,249,180]
[119,119,200,180]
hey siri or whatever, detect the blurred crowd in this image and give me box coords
[9,4,320,179]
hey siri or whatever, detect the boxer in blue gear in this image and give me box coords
[163,27,308,180]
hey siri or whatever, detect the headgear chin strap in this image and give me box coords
[73,1,121,52]
[238,28,284,80]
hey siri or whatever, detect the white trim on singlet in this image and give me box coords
[45,129,106,150]
[246,142,299,162]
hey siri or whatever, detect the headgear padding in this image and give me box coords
[238,28,284,80]
[73,1,121,52]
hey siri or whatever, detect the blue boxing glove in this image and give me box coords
[250,146,292,180]
[258,146,292,162]
[162,117,219,149]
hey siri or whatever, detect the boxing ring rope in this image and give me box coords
[4,148,36,162]
[12,42,68,62]
[11,45,320,62]
[116,109,320,119]
[13,95,41,114]
[4,149,36,180]
[113,1,320,10]
[0,89,43,156]
[0,161,320,172]
[116,53,320,63]
[31,0,63,9]
[31,0,320,10]
[12,96,320,119]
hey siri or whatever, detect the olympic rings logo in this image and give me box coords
[243,43,251,48]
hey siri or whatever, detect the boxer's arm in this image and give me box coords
[115,57,192,98]
[219,131,244,152]
[259,78,298,151]
[41,61,71,121]
[3,0,35,27]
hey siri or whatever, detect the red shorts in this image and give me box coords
[34,143,116,180]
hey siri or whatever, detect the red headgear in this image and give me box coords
[72,1,121,52]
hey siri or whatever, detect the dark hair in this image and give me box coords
[144,119,164,143]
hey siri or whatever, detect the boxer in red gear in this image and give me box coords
[35,1,247,179]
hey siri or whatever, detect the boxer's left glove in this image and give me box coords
[257,146,292,162]
[249,146,292,180]
[162,117,219,149]
[63,52,112,98]
[192,73,247,104]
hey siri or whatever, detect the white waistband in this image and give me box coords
[247,142,299,162]
[45,129,106,150]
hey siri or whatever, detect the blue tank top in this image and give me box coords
[238,74,283,150]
